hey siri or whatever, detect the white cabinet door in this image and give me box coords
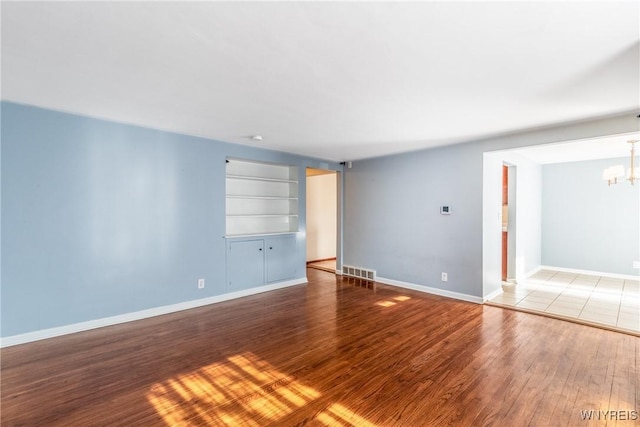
[227,239,264,291]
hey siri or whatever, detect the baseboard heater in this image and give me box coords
[342,265,376,281]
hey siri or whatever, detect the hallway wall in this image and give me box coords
[306,173,337,261]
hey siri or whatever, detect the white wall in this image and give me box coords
[306,173,337,261]
[507,165,517,280]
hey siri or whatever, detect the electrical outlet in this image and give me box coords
[441,272,448,282]
[633,261,640,269]
[198,278,205,289]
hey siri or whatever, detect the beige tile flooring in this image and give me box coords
[488,269,639,335]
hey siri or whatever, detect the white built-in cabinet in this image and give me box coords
[225,158,300,291]
[225,158,299,236]
[226,235,298,291]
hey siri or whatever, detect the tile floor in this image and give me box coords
[488,269,640,335]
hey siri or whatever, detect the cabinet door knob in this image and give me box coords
[259,248,262,251]
[269,246,273,250]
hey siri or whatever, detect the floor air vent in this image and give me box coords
[342,265,376,281]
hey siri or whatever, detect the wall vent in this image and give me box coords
[342,265,376,281]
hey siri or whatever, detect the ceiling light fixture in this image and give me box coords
[250,135,263,142]
[602,140,639,186]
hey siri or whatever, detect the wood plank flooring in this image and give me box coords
[306,259,336,274]
[1,269,638,426]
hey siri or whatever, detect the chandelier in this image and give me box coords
[602,140,639,186]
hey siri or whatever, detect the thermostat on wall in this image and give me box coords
[440,206,451,215]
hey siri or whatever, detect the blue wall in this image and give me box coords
[2,101,638,337]
[344,143,484,296]
[1,102,339,337]
[542,157,640,275]
[344,115,639,299]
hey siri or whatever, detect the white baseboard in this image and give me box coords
[0,277,307,348]
[483,287,504,302]
[376,276,483,304]
[539,265,639,281]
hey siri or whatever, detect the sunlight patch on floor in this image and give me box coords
[376,295,411,307]
[317,403,378,427]
[488,269,639,335]
[147,351,378,426]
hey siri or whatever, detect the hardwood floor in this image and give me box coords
[1,269,638,426]
[306,259,336,273]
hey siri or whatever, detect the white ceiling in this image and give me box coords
[2,1,639,162]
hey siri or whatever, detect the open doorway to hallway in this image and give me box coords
[306,168,338,273]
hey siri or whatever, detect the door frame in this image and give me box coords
[305,167,342,274]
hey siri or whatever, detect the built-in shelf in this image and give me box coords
[226,195,298,200]
[227,214,299,218]
[226,158,299,236]
[226,174,298,184]
[224,231,298,239]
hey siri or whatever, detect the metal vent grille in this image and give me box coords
[342,265,376,281]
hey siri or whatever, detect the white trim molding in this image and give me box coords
[483,287,504,303]
[0,277,307,348]
[376,276,483,304]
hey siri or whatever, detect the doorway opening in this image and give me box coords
[502,163,517,284]
[482,132,640,335]
[306,168,339,273]
[501,165,508,281]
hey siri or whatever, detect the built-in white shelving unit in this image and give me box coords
[226,158,299,236]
